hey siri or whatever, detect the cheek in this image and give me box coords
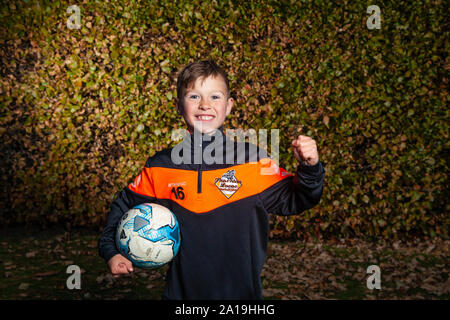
[213,101,227,111]
[183,102,197,117]
[218,105,229,119]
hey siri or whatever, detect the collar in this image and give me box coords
[183,126,226,150]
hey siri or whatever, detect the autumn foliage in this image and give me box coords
[0,1,447,240]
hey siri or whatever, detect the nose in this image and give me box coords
[199,98,211,110]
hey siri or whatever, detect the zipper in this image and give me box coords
[197,138,202,194]
[197,162,202,193]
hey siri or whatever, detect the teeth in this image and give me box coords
[197,115,214,120]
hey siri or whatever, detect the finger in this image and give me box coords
[299,135,317,146]
[298,146,317,155]
[293,136,309,146]
[299,149,317,161]
[295,139,314,150]
[299,143,318,155]
[126,262,134,273]
[298,135,314,144]
[115,263,129,274]
[292,145,301,161]
[112,268,123,277]
[297,141,316,151]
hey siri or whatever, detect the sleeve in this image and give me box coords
[98,158,157,263]
[259,160,325,216]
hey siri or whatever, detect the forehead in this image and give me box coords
[186,75,227,92]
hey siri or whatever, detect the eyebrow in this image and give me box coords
[185,90,225,96]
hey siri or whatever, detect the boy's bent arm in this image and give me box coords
[98,187,132,263]
[259,160,325,216]
[98,158,157,262]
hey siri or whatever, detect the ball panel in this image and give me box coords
[133,215,150,231]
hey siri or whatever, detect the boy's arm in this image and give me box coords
[258,134,325,215]
[259,160,325,216]
[98,158,157,262]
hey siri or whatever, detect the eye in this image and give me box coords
[212,95,221,100]
[188,94,199,100]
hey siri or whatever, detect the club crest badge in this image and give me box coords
[214,169,242,199]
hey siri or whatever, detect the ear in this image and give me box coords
[225,97,234,116]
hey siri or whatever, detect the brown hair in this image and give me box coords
[176,60,230,111]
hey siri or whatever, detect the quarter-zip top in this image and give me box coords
[99,126,326,300]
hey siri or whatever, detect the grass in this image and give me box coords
[1,227,448,300]
[0,226,167,300]
[261,239,449,300]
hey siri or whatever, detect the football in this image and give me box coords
[115,203,181,269]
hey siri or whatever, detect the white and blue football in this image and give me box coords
[115,203,181,269]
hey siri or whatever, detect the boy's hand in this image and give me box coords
[108,253,133,278]
[291,135,319,166]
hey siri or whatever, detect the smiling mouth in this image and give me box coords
[195,115,215,121]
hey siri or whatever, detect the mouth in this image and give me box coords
[195,115,215,121]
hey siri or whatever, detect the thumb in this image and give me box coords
[126,261,134,272]
[292,145,301,161]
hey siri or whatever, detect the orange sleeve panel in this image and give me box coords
[128,165,156,197]
[128,158,293,214]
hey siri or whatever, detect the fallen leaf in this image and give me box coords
[18,283,29,290]
[26,251,37,258]
[34,271,59,277]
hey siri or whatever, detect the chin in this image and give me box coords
[196,127,218,134]
[190,123,220,134]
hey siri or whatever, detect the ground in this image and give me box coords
[0,227,448,300]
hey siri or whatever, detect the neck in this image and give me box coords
[188,126,224,137]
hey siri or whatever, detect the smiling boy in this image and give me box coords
[178,73,233,134]
[99,60,325,299]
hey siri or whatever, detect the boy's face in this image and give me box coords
[178,75,234,134]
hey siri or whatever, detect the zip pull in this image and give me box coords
[197,162,202,194]
[197,137,203,194]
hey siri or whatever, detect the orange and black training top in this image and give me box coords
[99,128,325,300]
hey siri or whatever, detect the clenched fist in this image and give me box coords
[108,253,133,278]
[291,135,319,166]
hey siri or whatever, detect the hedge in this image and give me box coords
[0,0,448,241]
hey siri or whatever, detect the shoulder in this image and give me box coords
[144,147,174,168]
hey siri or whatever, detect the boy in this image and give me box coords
[98,60,325,299]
